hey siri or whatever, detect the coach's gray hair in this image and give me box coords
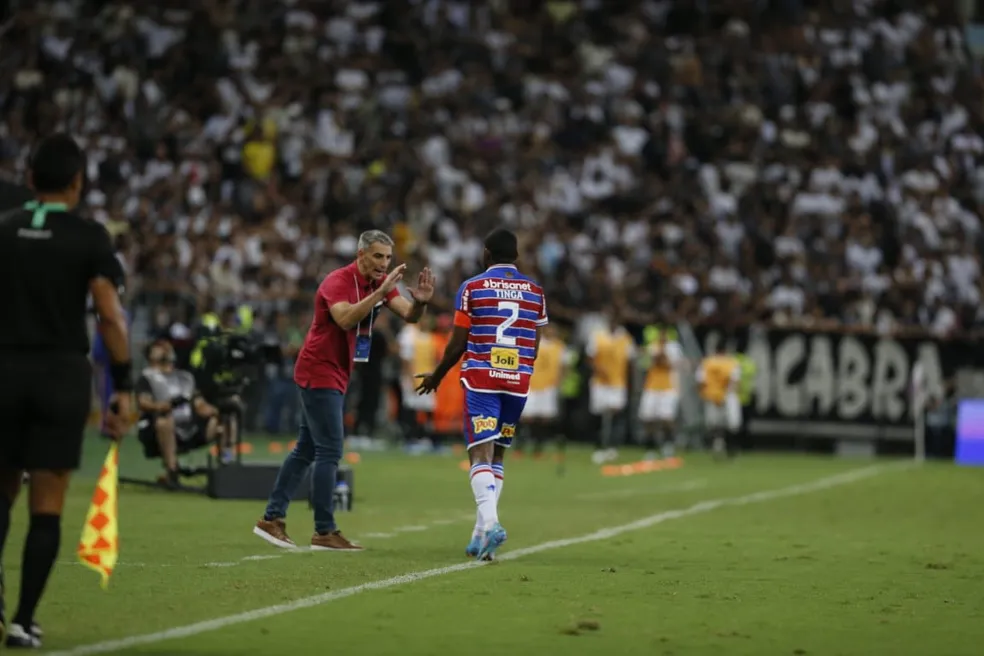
[357,230,395,251]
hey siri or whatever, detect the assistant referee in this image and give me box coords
[0,135,133,649]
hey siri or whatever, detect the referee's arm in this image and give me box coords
[89,227,133,437]
[90,276,128,363]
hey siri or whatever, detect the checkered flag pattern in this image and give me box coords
[77,443,120,590]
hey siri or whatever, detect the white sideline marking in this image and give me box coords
[48,463,902,656]
[60,513,477,569]
[576,478,708,500]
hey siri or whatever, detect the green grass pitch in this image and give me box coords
[4,434,983,655]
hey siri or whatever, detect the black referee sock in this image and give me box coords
[14,513,61,629]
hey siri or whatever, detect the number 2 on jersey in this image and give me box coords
[495,301,520,346]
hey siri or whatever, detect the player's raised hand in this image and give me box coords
[414,372,440,395]
[379,263,406,294]
[408,267,435,303]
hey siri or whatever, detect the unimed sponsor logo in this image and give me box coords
[482,279,532,292]
[489,370,521,381]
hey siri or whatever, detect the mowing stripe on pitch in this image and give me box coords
[49,463,905,656]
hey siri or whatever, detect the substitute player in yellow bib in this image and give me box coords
[697,344,742,458]
[397,317,438,447]
[522,324,564,457]
[638,329,685,459]
[587,313,635,464]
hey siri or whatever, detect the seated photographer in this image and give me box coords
[135,340,226,487]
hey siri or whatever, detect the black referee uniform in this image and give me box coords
[0,200,121,470]
[0,135,131,649]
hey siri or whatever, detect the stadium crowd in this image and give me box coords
[1,0,982,432]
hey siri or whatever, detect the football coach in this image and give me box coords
[254,230,434,551]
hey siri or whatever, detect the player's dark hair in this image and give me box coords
[29,134,86,193]
[484,228,518,264]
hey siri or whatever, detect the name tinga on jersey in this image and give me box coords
[493,289,525,300]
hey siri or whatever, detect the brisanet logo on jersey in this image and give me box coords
[482,279,532,291]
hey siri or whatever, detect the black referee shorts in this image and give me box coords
[0,352,92,471]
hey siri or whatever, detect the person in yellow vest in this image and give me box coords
[242,122,277,182]
[638,328,685,459]
[697,343,742,458]
[587,311,636,464]
[397,315,438,448]
[522,323,565,457]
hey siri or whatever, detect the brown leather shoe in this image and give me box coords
[311,530,364,551]
[253,518,296,549]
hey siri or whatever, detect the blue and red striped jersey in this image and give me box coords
[453,264,548,396]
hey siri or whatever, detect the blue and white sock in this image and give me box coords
[474,463,504,536]
[469,462,498,533]
[491,463,504,503]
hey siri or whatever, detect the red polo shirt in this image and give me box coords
[294,260,400,392]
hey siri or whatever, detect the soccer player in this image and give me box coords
[638,328,685,459]
[697,343,742,458]
[416,228,548,561]
[0,135,132,648]
[586,310,635,464]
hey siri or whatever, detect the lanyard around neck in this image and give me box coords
[23,201,68,229]
[353,274,374,337]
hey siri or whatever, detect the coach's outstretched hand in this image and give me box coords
[379,264,406,294]
[104,393,132,441]
[414,372,441,395]
[408,267,435,303]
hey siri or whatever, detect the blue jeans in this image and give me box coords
[264,386,344,534]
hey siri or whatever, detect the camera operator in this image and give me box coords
[136,340,226,488]
[189,308,261,462]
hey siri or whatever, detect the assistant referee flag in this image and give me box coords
[77,443,120,589]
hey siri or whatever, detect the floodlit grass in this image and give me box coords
[4,434,982,655]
